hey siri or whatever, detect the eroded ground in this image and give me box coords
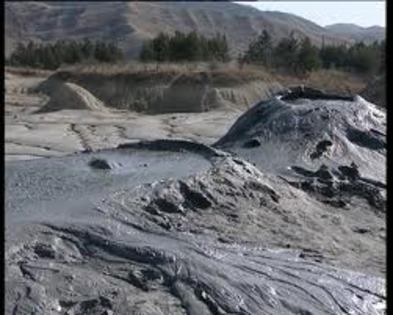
[5,70,241,160]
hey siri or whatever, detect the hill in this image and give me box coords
[5,1,354,59]
[326,23,385,44]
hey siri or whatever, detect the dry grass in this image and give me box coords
[10,61,367,95]
[271,69,367,95]
[58,62,367,93]
[58,61,279,86]
[5,66,54,77]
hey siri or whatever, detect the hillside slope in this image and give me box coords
[5,1,354,58]
[326,23,385,43]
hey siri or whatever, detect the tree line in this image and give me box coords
[7,31,384,76]
[6,39,124,69]
[140,31,230,62]
[240,30,385,75]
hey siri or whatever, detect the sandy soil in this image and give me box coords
[5,71,241,161]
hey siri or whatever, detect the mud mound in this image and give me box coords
[361,75,386,107]
[35,81,108,113]
[215,87,386,183]
[215,87,386,232]
[5,141,386,314]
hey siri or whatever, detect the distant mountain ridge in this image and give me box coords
[326,23,385,44]
[5,2,385,59]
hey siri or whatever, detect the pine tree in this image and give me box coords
[243,30,272,65]
[81,38,94,60]
[139,31,230,63]
[296,37,321,74]
[152,33,170,61]
[272,32,299,72]
[8,39,124,69]
[140,42,155,62]
[10,42,27,66]
[348,42,379,74]
[216,33,230,62]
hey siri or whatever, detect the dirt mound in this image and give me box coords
[37,71,283,114]
[361,75,386,107]
[35,80,108,113]
[145,73,239,113]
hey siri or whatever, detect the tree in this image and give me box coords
[107,42,124,62]
[319,44,348,69]
[44,46,59,69]
[139,31,230,63]
[214,33,230,62]
[377,40,385,74]
[81,38,94,60]
[185,31,202,61]
[296,37,321,74]
[152,33,170,61]
[169,31,188,61]
[8,39,124,69]
[348,42,379,74]
[272,32,299,72]
[243,30,272,65]
[23,41,38,67]
[140,42,155,62]
[9,42,28,66]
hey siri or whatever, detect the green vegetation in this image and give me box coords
[297,37,322,73]
[7,30,384,77]
[242,30,273,66]
[140,31,230,62]
[242,31,385,75]
[6,39,124,69]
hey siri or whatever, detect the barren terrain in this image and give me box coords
[5,65,368,161]
[5,67,385,314]
[4,2,386,314]
[5,68,244,160]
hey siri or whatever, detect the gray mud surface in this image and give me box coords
[6,145,212,225]
[5,89,386,314]
[215,88,386,214]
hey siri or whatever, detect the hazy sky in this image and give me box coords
[236,2,385,28]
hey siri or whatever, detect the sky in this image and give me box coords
[235,2,385,28]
